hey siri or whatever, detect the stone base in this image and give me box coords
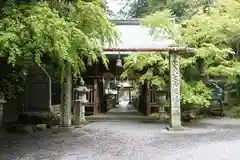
[166,126,184,131]
[74,119,88,126]
[51,126,75,134]
[158,112,167,120]
[32,124,47,132]
[73,124,84,128]
[56,126,75,129]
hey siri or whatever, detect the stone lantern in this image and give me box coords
[73,79,89,126]
[111,80,122,105]
[0,93,6,126]
[156,90,167,120]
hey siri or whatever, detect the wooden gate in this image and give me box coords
[85,79,99,116]
[85,85,95,115]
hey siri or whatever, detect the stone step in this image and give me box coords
[106,111,142,116]
[86,115,157,121]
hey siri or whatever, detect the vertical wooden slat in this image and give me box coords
[149,86,157,113]
[93,79,98,115]
[85,84,96,115]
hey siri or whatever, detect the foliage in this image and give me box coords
[131,82,141,99]
[122,0,240,107]
[142,10,182,43]
[49,0,119,73]
[224,105,240,118]
[122,52,212,107]
[0,0,118,99]
[181,0,240,81]
[121,53,169,91]
[0,0,117,73]
[119,0,212,21]
[103,0,115,16]
[118,0,148,18]
[181,81,212,107]
[0,69,25,100]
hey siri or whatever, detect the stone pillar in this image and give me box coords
[0,98,6,126]
[166,52,183,131]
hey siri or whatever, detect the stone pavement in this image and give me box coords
[86,101,154,121]
[1,118,240,160]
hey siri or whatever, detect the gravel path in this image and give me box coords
[1,118,240,160]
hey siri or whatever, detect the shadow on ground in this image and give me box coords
[0,127,95,160]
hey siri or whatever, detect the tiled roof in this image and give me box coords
[104,19,175,54]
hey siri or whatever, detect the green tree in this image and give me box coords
[118,0,149,18]
[122,0,240,109]
[119,0,212,21]
[0,0,117,126]
[103,0,115,16]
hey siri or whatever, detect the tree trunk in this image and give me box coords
[61,64,72,127]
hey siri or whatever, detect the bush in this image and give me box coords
[224,106,240,118]
[181,81,212,108]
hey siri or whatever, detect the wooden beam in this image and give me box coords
[109,18,176,26]
[103,47,195,54]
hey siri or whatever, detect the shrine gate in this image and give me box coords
[82,19,195,130]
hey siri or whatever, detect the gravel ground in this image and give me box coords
[1,118,240,160]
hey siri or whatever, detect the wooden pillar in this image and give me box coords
[138,85,143,113]
[116,88,119,104]
[166,52,183,131]
[93,79,98,115]
[98,77,104,113]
